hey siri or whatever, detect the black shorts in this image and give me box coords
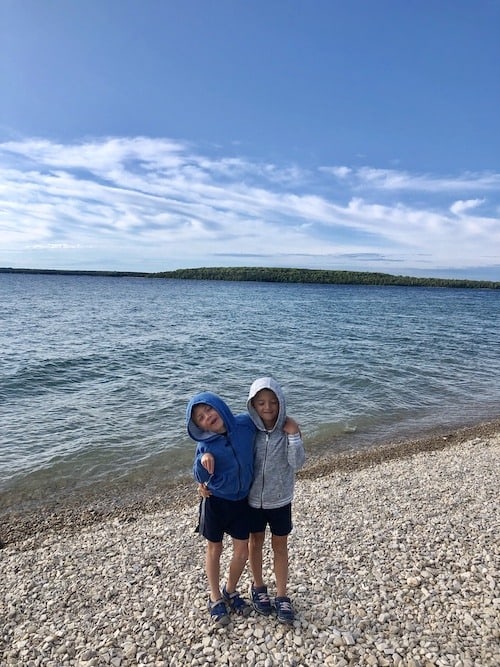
[248,503,292,537]
[198,495,250,543]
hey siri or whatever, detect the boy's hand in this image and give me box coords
[198,482,211,498]
[201,452,215,474]
[283,416,300,435]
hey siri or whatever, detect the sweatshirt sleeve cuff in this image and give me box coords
[287,432,302,447]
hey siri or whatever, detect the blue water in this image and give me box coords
[1,273,499,509]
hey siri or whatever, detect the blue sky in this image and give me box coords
[1,0,499,280]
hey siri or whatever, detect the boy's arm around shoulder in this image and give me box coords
[284,416,306,470]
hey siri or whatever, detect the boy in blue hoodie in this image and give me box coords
[246,377,305,624]
[187,391,256,626]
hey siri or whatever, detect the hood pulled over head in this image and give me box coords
[247,376,286,432]
[186,391,235,441]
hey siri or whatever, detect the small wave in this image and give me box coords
[0,355,111,400]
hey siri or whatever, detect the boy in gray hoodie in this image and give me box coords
[247,377,305,624]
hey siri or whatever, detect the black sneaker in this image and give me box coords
[208,598,230,626]
[222,585,251,617]
[274,596,294,624]
[251,585,272,616]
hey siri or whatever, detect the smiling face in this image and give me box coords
[252,388,279,430]
[191,403,226,434]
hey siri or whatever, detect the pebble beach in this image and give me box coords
[1,422,499,667]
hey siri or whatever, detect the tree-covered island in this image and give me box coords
[1,266,498,289]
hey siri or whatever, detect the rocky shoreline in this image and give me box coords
[1,422,499,665]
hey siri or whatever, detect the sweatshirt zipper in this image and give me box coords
[260,431,270,506]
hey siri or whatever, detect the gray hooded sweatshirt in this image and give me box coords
[247,377,305,510]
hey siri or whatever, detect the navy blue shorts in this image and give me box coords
[198,495,250,543]
[249,503,292,537]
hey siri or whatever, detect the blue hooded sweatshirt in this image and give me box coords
[187,391,255,501]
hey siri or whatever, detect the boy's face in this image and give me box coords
[252,389,279,429]
[192,403,226,434]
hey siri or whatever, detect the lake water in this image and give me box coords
[1,273,499,512]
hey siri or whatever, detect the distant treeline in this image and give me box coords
[0,267,150,278]
[1,266,499,289]
[154,266,500,289]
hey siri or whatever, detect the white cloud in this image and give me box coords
[450,199,484,216]
[31,243,87,249]
[0,136,499,277]
[320,165,352,178]
[324,165,500,194]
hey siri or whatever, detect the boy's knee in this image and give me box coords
[272,535,288,554]
[232,540,249,562]
[235,545,249,560]
[207,541,223,557]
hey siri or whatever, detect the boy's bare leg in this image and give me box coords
[272,534,289,598]
[206,540,223,601]
[248,531,266,587]
[225,538,249,593]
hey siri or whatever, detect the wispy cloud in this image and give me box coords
[0,136,499,277]
[321,165,500,193]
